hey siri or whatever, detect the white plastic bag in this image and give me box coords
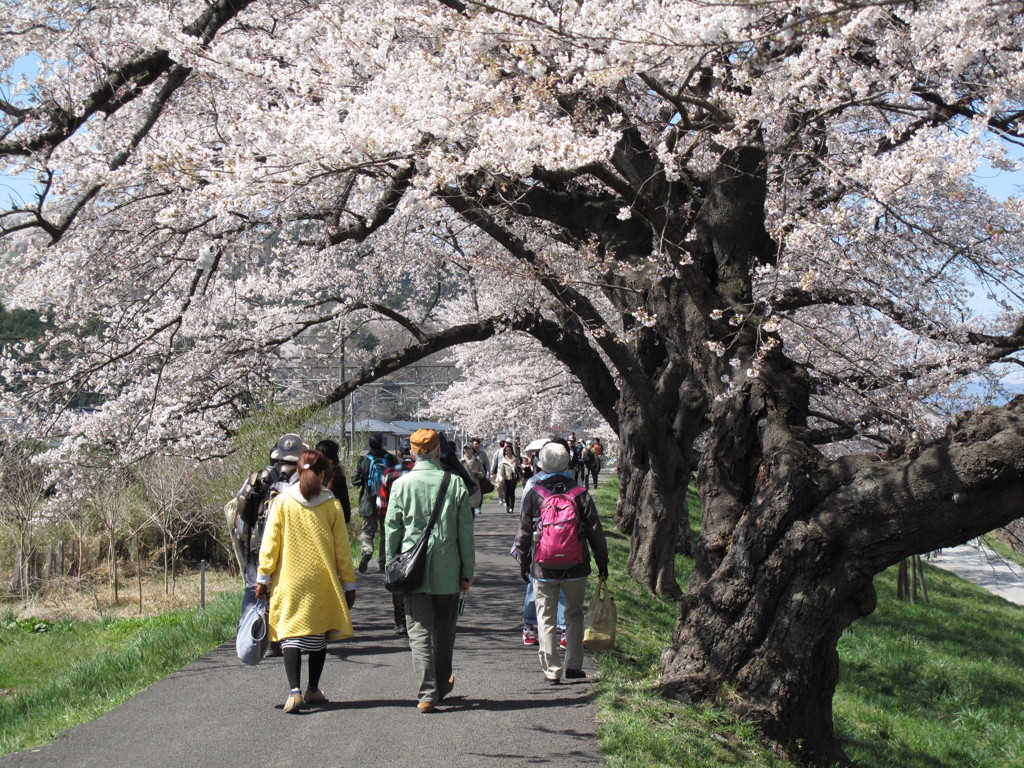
[236,587,269,665]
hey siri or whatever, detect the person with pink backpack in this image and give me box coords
[514,442,609,684]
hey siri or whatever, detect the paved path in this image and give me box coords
[1,495,604,768]
[926,540,1024,606]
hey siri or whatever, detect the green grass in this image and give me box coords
[981,534,1024,569]
[0,589,240,756]
[7,482,1024,766]
[835,565,1024,768]
[589,479,1024,768]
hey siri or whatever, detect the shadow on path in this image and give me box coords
[1,493,604,768]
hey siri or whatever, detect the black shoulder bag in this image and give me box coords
[384,472,451,594]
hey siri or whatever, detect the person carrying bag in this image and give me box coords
[384,428,475,713]
[236,586,270,665]
[384,473,451,593]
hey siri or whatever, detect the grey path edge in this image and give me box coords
[1,495,605,768]
[927,540,1024,606]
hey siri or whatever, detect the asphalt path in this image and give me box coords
[926,540,1024,606]
[2,494,604,768]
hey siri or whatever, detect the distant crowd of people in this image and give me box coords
[227,429,609,714]
[478,433,606,516]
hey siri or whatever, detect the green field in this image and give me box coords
[3,480,1023,766]
[589,480,1024,768]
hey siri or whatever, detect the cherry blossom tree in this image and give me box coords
[3,1,1024,762]
[420,335,608,440]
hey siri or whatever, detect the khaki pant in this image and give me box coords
[404,593,460,704]
[359,514,384,566]
[534,577,587,680]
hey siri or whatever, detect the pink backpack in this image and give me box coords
[532,485,587,569]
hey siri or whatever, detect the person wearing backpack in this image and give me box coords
[228,433,308,585]
[376,438,416,635]
[591,437,604,487]
[515,442,608,684]
[580,440,599,490]
[516,439,568,648]
[352,432,398,573]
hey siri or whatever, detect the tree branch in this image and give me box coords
[833,396,1024,568]
[772,286,1024,361]
[308,314,516,411]
[438,187,658,403]
[326,159,419,245]
[517,312,621,432]
[0,0,258,158]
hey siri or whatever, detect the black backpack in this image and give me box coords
[236,463,291,562]
[581,447,595,469]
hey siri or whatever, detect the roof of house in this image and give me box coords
[351,418,402,434]
[389,420,454,434]
[339,418,456,435]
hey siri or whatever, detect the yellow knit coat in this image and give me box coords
[257,485,356,642]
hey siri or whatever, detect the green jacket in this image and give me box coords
[384,459,475,594]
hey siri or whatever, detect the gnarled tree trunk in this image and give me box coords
[661,366,1024,764]
[614,383,700,598]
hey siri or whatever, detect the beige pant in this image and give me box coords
[534,577,587,680]
[359,514,382,562]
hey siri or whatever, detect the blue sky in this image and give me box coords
[1,55,40,208]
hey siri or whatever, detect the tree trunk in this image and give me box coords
[163,530,169,595]
[615,414,690,598]
[108,531,120,605]
[171,540,178,595]
[661,381,1024,764]
[137,539,144,614]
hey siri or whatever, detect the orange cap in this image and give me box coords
[409,428,440,454]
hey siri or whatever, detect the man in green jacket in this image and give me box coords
[385,428,475,713]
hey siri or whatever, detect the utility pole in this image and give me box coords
[339,325,347,457]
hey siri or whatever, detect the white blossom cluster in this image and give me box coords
[0,0,1022,491]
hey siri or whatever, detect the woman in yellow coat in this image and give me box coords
[255,449,357,713]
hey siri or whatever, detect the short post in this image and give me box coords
[200,559,207,609]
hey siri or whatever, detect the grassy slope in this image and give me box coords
[590,480,1024,768]
[0,590,239,756]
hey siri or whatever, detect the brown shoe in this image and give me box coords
[438,674,455,701]
[416,701,437,714]
[283,692,303,713]
[304,688,327,704]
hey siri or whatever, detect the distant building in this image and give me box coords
[308,418,455,453]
